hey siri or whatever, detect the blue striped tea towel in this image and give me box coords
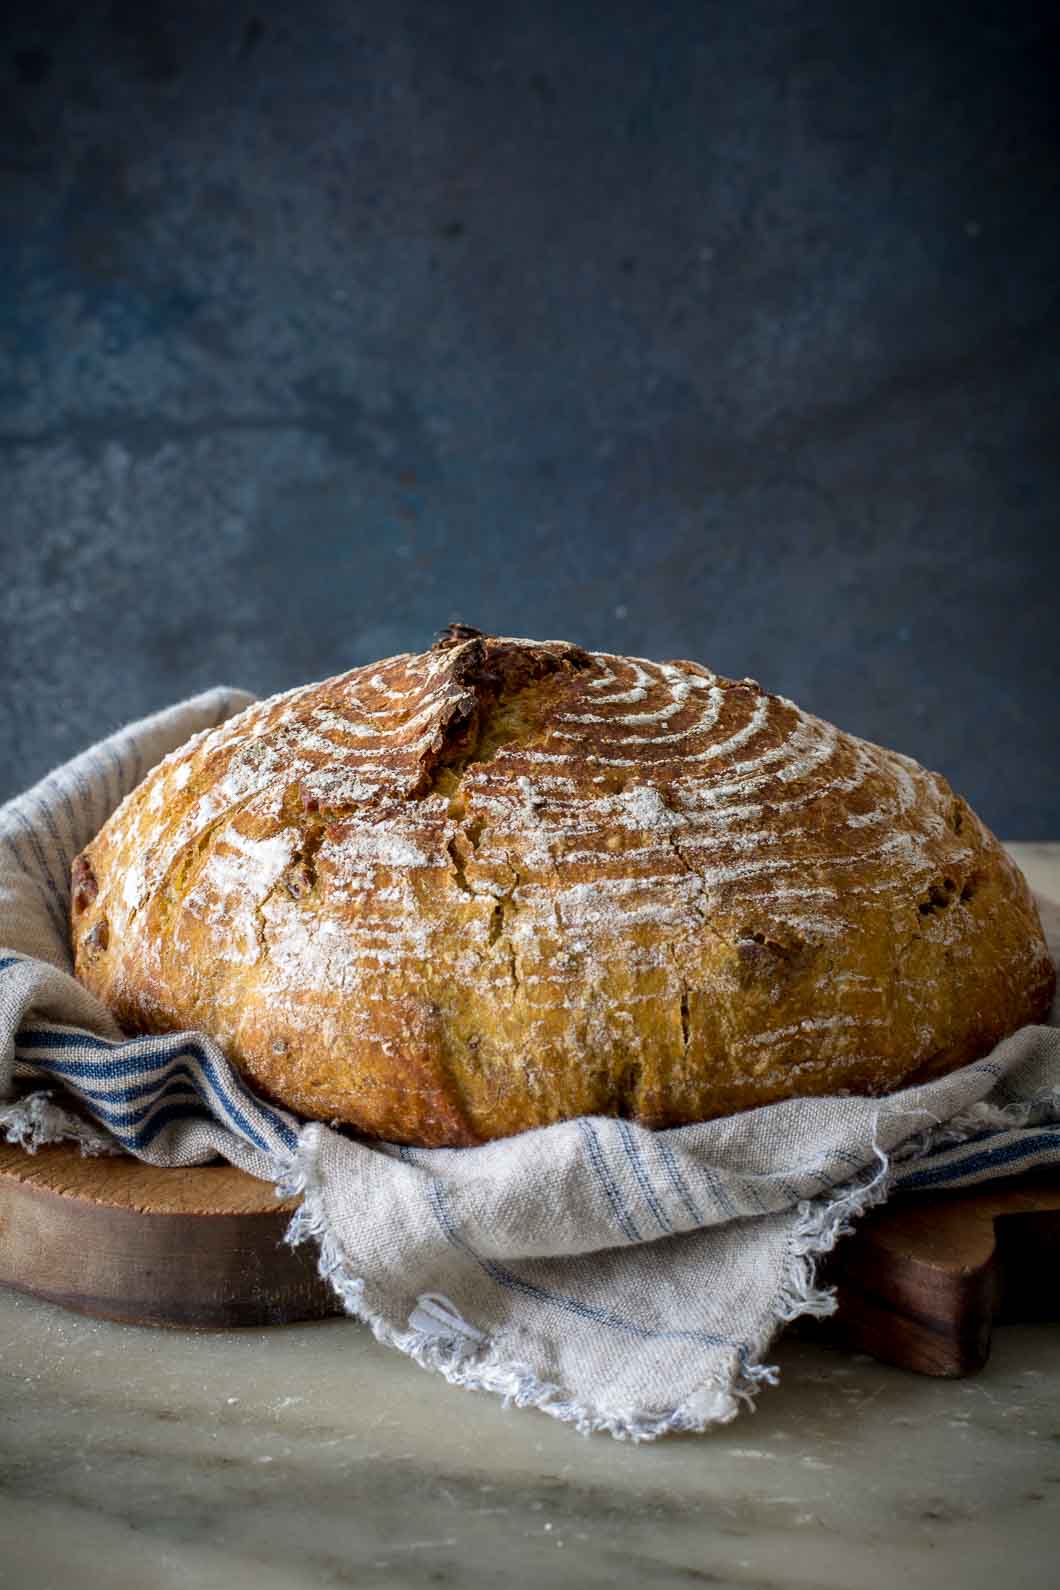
[2,689,1059,1441]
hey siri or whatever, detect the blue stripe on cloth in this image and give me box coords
[893,1129,1060,1191]
[101,741,136,811]
[91,745,121,818]
[88,1060,211,1106]
[16,1030,298,1157]
[33,798,72,883]
[78,1083,210,1134]
[576,1119,641,1243]
[123,1102,221,1152]
[18,1049,168,1079]
[122,733,144,788]
[5,798,71,913]
[61,756,106,840]
[425,1179,735,1348]
[695,1163,738,1217]
[17,1029,208,1072]
[654,1134,704,1225]
[18,1049,269,1155]
[0,954,21,973]
[2,804,66,900]
[0,831,67,941]
[43,774,86,882]
[18,1025,287,1117]
[16,1025,298,1154]
[614,1118,672,1235]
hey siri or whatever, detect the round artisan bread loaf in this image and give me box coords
[70,628,1055,1146]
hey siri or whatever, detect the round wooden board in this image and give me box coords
[0,1141,341,1329]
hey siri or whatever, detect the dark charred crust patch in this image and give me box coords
[283,821,331,899]
[733,923,809,991]
[284,866,314,900]
[736,926,803,961]
[433,622,486,649]
[918,877,960,917]
[413,634,593,798]
[71,855,99,913]
[83,918,109,955]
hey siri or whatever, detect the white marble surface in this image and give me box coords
[2,844,1057,1590]
[1009,841,1060,903]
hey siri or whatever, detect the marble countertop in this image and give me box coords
[2,844,1058,1590]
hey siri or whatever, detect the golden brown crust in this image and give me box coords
[70,632,1056,1146]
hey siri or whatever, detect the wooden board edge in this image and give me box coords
[0,1163,342,1329]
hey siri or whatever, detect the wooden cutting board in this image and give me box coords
[0,1138,1057,1374]
[0,1141,338,1329]
[805,1170,1060,1374]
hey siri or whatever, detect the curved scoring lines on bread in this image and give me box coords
[458,652,939,942]
[70,630,1056,1145]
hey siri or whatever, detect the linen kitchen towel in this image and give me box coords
[3,691,1058,1439]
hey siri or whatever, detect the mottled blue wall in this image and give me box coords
[2,1,1057,833]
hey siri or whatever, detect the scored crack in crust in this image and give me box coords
[70,628,1056,1147]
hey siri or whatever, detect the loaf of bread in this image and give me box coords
[70,629,1055,1146]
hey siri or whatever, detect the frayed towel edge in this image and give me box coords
[7,1088,1059,1443]
[1,1089,122,1157]
[274,1121,896,1443]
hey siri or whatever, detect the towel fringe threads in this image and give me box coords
[274,1121,902,1441]
[7,1079,1060,1439]
[1,1088,119,1156]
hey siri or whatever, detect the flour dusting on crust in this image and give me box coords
[69,632,1057,1144]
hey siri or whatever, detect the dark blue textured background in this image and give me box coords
[1,1,1057,833]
